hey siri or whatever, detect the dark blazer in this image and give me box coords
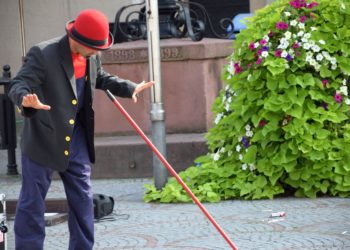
[8,35,137,171]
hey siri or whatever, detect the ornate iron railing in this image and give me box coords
[112,0,234,42]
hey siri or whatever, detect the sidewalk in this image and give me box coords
[1,173,350,250]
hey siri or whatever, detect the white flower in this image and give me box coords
[309,40,315,46]
[220,147,225,153]
[314,64,321,72]
[297,31,304,37]
[311,27,317,31]
[301,37,309,43]
[236,144,241,152]
[318,40,326,45]
[225,85,230,91]
[213,152,220,161]
[263,35,269,42]
[254,42,260,48]
[238,136,242,142]
[304,33,311,39]
[228,151,232,157]
[249,164,256,171]
[245,124,251,131]
[225,103,230,112]
[290,20,298,26]
[261,51,269,58]
[316,54,324,61]
[305,55,313,62]
[331,64,337,70]
[247,74,252,81]
[281,51,288,58]
[309,59,317,66]
[303,43,311,50]
[284,31,292,39]
[345,99,350,105]
[227,96,232,103]
[282,119,288,126]
[343,79,347,85]
[298,23,305,29]
[284,11,291,17]
[312,45,321,52]
[246,131,254,137]
[330,57,337,65]
[214,113,223,124]
[239,154,243,160]
[242,163,248,170]
[285,63,290,69]
[340,86,348,96]
[322,51,331,60]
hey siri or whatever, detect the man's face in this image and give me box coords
[75,43,98,58]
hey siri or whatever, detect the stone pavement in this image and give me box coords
[1,173,350,250]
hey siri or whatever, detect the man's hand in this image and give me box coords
[132,81,155,103]
[22,94,51,110]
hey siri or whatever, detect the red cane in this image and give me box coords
[105,90,238,250]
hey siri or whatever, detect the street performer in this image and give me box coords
[8,9,154,250]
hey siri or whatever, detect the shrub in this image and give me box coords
[144,0,350,202]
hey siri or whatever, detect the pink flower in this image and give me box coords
[322,79,328,87]
[334,92,342,103]
[307,2,319,8]
[268,31,274,37]
[299,16,307,23]
[292,42,300,49]
[256,58,262,65]
[295,51,301,57]
[259,120,266,127]
[249,42,255,50]
[260,39,267,45]
[290,0,307,9]
[258,49,263,55]
[276,22,289,30]
[274,50,282,57]
[234,62,243,74]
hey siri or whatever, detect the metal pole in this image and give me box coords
[18,0,26,59]
[146,0,168,189]
[2,65,18,175]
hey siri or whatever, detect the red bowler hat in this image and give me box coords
[66,9,114,50]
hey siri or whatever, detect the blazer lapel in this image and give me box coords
[59,35,77,98]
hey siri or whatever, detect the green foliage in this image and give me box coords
[144,0,350,202]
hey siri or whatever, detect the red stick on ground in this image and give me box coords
[105,90,238,250]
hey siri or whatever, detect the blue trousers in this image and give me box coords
[14,154,94,250]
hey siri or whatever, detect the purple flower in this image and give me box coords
[286,54,293,61]
[262,46,269,51]
[276,22,289,30]
[241,137,250,148]
[322,102,328,110]
[334,92,342,103]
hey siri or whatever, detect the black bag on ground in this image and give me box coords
[93,193,114,220]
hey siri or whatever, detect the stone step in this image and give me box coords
[92,133,208,179]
